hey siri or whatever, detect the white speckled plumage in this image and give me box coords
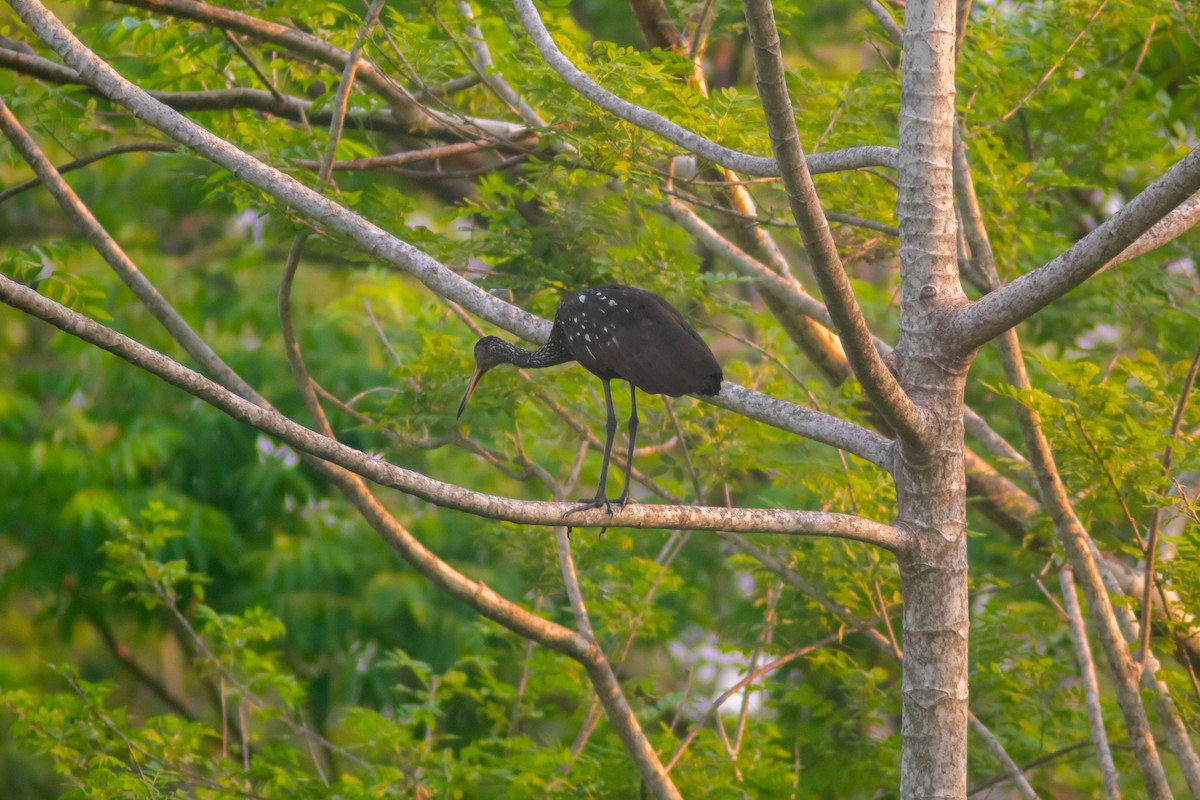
[458,285,722,513]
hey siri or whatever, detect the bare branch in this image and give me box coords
[706,383,893,471]
[0,141,177,205]
[0,41,76,80]
[1103,189,1200,270]
[968,713,1039,799]
[660,197,835,326]
[949,146,1200,352]
[860,0,904,42]
[511,0,896,178]
[454,0,555,134]
[742,0,926,446]
[552,519,688,796]
[221,28,285,103]
[289,139,524,172]
[1059,567,1121,800]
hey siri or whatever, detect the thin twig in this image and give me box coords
[982,0,1111,130]
[221,28,285,102]
[1060,566,1121,799]
[1138,342,1200,669]
[0,141,177,205]
[873,579,903,660]
[664,625,875,773]
[1066,20,1157,170]
[278,0,385,439]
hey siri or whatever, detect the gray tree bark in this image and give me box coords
[892,1,972,796]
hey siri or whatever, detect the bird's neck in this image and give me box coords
[504,337,571,369]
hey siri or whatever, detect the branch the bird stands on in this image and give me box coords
[458,286,723,514]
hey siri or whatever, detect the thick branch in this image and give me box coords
[512,0,896,177]
[1104,189,1200,270]
[0,275,904,551]
[742,0,926,446]
[707,383,894,470]
[949,146,1200,352]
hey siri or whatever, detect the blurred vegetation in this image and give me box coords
[1,0,1198,796]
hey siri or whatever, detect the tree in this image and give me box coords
[1,0,1198,797]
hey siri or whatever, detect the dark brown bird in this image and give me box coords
[457,285,723,513]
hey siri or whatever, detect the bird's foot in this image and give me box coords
[564,495,613,518]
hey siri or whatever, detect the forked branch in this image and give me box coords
[949,146,1200,352]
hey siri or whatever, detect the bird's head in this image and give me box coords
[456,336,508,419]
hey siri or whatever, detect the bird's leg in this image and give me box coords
[615,384,637,507]
[566,379,616,517]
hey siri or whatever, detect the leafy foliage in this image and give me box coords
[1,0,1197,797]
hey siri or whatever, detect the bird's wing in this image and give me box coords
[598,322,722,397]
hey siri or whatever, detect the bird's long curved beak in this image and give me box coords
[456,367,485,419]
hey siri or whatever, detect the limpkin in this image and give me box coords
[457,285,723,513]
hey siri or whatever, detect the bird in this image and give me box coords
[456,285,723,514]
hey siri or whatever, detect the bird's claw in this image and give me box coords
[564,496,614,518]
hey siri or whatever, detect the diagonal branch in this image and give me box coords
[0,46,427,136]
[511,0,897,178]
[0,98,261,403]
[949,145,1200,352]
[1103,189,1200,271]
[105,0,524,139]
[741,0,926,446]
[950,107,1174,800]
[0,274,905,552]
[968,713,1039,799]
[0,141,177,205]
[1059,566,1121,800]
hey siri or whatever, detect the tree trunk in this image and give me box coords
[894,0,972,796]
